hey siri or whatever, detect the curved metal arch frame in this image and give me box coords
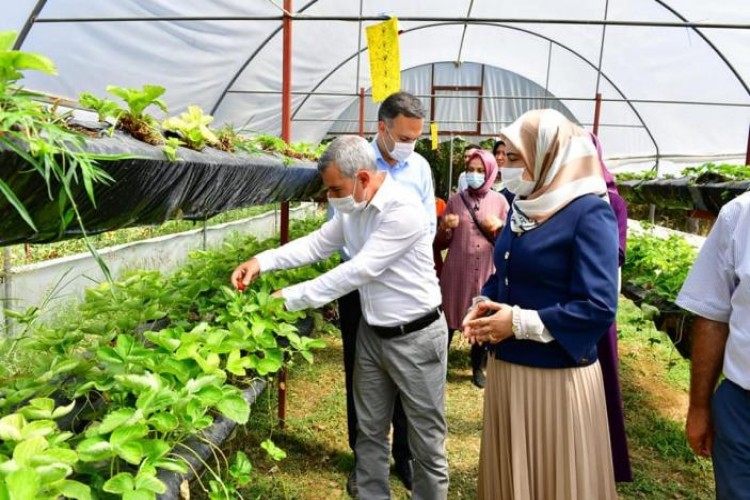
[281,21,660,157]
[9,1,745,155]
[652,0,748,96]
[209,0,320,115]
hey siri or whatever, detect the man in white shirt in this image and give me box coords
[338,91,437,495]
[676,191,750,500]
[232,136,450,500]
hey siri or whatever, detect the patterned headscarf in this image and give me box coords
[500,109,608,233]
[465,149,498,198]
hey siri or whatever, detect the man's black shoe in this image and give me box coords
[394,459,414,491]
[472,367,486,389]
[346,469,358,498]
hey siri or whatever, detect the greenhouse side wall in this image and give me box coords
[1,203,317,328]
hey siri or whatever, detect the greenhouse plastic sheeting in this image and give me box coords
[0,131,323,246]
[4,1,748,160]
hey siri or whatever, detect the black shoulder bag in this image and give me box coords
[459,192,496,246]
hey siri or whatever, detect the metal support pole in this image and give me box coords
[448,133,454,195]
[358,87,365,137]
[746,123,750,166]
[278,0,293,430]
[593,93,602,136]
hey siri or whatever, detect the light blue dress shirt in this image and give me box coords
[371,138,436,236]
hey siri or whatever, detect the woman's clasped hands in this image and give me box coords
[462,298,514,345]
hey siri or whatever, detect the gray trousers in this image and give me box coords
[354,314,449,500]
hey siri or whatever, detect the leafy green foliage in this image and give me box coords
[0,31,56,85]
[78,92,122,123]
[162,136,183,162]
[260,439,287,461]
[162,105,219,151]
[615,163,749,183]
[0,217,336,498]
[105,84,167,145]
[614,170,658,182]
[681,162,750,182]
[107,84,167,121]
[622,232,697,303]
[0,31,118,284]
[0,402,91,500]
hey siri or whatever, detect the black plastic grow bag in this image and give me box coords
[0,131,324,246]
[616,177,750,216]
[621,282,694,359]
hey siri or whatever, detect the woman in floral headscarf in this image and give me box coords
[463,109,619,499]
[435,149,509,388]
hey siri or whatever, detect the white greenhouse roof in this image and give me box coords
[4,0,750,160]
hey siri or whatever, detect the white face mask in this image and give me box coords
[465,172,485,190]
[384,127,415,162]
[502,167,536,196]
[328,177,368,214]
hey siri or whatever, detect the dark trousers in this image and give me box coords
[448,329,486,372]
[339,290,411,464]
[712,379,750,500]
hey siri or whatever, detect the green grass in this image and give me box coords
[190,297,715,499]
[616,299,714,499]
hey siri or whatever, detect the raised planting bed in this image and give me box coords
[621,231,698,359]
[0,218,336,499]
[0,131,324,246]
[617,168,750,216]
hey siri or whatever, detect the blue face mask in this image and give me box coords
[465,172,485,190]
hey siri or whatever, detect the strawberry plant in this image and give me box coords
[0,399,91,500]
[77,91,122,124]
[162,105,220,151]
[623,232,697,304]
[0,216,335,498]
[0,30,123,295]
[106,84,167,145]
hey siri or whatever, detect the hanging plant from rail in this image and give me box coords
[0,31,123,281]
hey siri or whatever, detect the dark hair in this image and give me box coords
[492,140,506,155]
[463,143,482,153]
[377,92,426,123]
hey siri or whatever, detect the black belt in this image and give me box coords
[369,307,443,339]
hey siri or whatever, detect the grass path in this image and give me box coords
[214,298,714,499]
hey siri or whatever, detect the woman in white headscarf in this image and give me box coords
[462,109,619,500]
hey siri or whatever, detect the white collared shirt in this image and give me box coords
[255,175,441,327]
[676,192,750,390]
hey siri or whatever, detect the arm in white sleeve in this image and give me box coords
[281,203,425,311]
[512,306,554,343]
[255,214,345,273]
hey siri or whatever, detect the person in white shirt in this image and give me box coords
[676,191,750,500]
[231,135,450,500]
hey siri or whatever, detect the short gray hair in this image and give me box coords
[377,91,426,124]
[318,136,377,178]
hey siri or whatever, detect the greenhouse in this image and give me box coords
[0,1,748,499]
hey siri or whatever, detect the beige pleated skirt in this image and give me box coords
[478,355,617,500]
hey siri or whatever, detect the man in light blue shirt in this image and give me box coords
[371,92,436,236]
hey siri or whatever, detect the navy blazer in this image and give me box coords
[482,194,619,368]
